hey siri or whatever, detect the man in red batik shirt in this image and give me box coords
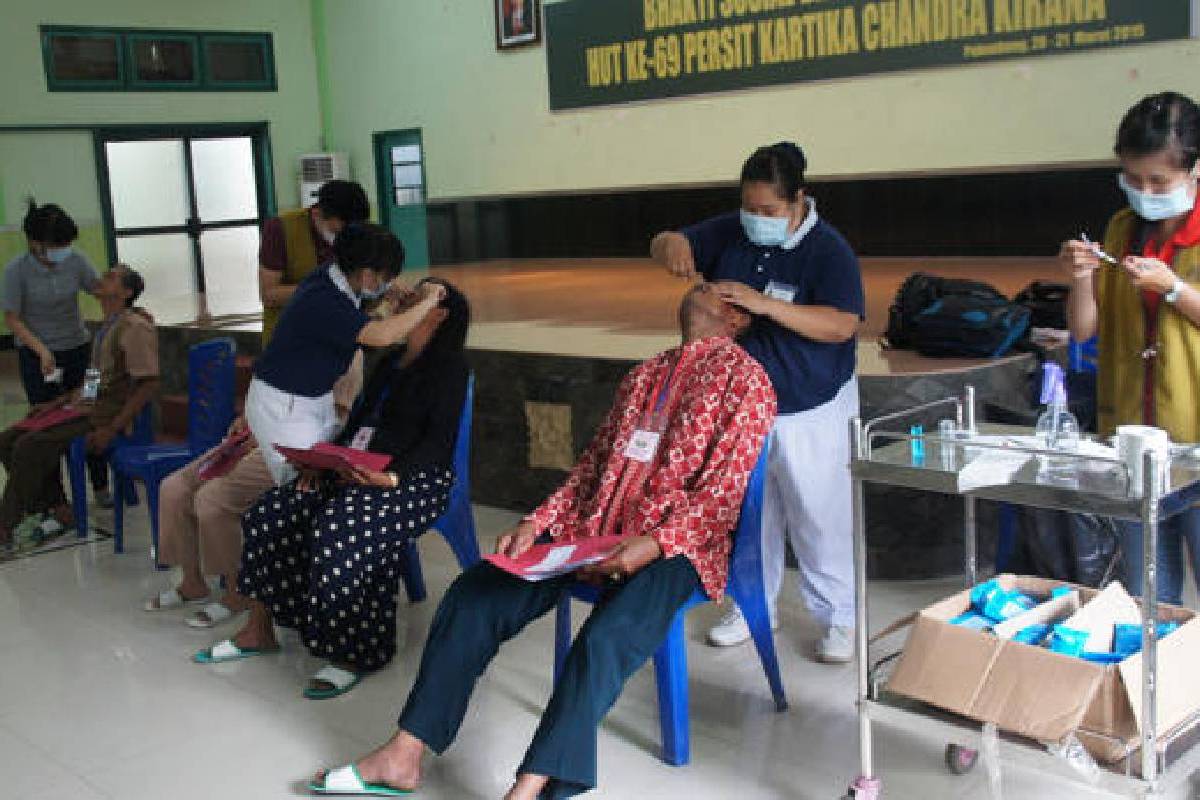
[309,283,776,800]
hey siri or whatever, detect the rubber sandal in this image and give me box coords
[192,639,277,664]
[186,602,234,628]
[144,588,208,612]
[308,763,412,796]
[304,665,361,700]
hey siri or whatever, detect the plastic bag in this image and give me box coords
[1006,507,1120,588]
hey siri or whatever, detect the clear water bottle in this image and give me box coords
[1034,362,1080,483]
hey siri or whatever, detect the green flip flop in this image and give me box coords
[193,639,277,664]
[308,763,412,796]
[304,665,361,700]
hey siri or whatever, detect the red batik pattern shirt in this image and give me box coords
[524,336,777,599]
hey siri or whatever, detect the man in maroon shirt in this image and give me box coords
[257,180,369,343]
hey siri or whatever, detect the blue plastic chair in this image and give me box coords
[109,338,237,564]
[69,402,154,541]
[552,445,787,767]
[397,375,481,602]
[1068,335,1099,374]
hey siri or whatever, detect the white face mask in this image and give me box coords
[739,210,791,247]
[321,227,337,245]
[43,246,72,264]
[1118,173,1197,222]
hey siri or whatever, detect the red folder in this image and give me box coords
[16,406,85,432]
[198,428,252,481]
[275,442,392,474]
[485,535,627,582]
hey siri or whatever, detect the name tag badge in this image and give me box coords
[623,429,662,463]
[764,280,797,303]
[81,368,101,401]
[350,426,375,451]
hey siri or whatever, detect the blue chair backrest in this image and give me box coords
[187,338,237,454]
[451,375,475,492]
[130,400,155,445]
[727,442,769,594]
[1068,336,1098,374]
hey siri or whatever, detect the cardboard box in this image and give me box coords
[885,575,1200,758]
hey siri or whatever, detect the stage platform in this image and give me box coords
[155,257,1060,578]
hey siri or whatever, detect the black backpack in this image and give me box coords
[1014,281,1070,330]
[885,273,1031,358]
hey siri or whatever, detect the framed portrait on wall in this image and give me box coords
[495,0,541,50]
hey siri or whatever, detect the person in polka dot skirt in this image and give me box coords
[194,278,470,700]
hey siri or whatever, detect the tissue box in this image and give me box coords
[884,575,1200,758]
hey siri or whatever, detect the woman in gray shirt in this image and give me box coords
[3,201,100,406]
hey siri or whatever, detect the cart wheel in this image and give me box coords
[945,744,978,775]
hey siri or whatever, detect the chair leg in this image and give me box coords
[731,585,788,712]
[652,612,691,767]
[553,595,572,684]
[146,474,167,571]
[112,465,125,555]
[68,438,88,539]
[397,539,428,603]
[123,476,138,507]
[441,497,481,569]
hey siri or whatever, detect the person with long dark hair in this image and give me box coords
[245,223,444,489]
[195,278,471,701]
[650,142,864,664]
[1063,91,1200,604]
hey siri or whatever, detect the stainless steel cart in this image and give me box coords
[843,387,1200,799]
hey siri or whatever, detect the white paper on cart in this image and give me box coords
[1063,581,1141,653]
[957,446,1030,492]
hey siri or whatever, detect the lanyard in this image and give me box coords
[600,353,687,539]
[90,314,120,368]
[639,352,682,433]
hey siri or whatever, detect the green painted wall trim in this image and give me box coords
[311,0,333,150]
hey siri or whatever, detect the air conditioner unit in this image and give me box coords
[298,152,351,207]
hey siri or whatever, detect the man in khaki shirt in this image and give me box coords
[0,264,159,545]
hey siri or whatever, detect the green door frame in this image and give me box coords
[372,128,430,269]
[92,121,275,287]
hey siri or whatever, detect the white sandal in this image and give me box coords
[186,602,234,628]
[304,665,362,699]
[308,763,411,796]
[143,588,207,612]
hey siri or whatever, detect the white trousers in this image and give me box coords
[245,377,341,486]
[762,376,860,629]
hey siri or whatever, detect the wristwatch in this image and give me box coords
[1165,279,1185,305]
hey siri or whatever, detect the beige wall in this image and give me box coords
[320,1,1200,204]
[0,0,322,218]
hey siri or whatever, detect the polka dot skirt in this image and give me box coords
[238,467,453,670]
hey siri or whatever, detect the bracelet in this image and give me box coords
[1165,278,1185,305]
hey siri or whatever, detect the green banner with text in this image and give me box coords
[546,0,1192,110]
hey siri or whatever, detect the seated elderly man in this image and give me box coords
[310,282,776,800]
[0,264,158,548]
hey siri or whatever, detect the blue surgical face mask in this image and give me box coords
[1118,173,1197,222]
[359,281,390,302]
[43,246,72,264]
[739,210,790,247]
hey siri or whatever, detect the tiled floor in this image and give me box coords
[3,499,1196,800]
